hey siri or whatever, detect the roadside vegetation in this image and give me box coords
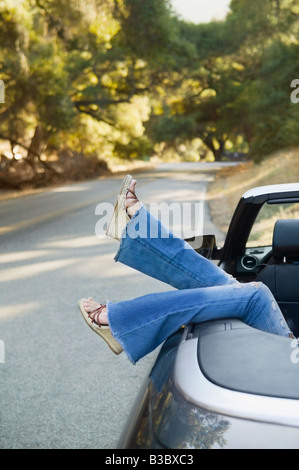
[208,147,299,243]
[0,0,299,190]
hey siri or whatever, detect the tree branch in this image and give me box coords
[73,105,116,127]
[73,97,131,108]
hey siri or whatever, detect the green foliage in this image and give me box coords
[114,135,153,159]
[248,40,299,160]
[0,0,299,176]
[155,0,299,161]
[115,0,175,58]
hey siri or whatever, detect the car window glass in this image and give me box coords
[247,202,299,248]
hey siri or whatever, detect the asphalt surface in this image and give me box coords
[0,162,232,449]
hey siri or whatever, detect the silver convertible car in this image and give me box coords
[118,183,299,449]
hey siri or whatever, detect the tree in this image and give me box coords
[151,0,299,161]
[0,0,161,186]
[148,19,245,160]
[1,0,299,189]
[226,0,299,160]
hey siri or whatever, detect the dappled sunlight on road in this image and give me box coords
[43,235,103,249]
[0,231,138,325]
[0,250,50,264]
[68,251,136,280]
[0,301,40,321]
[145,188,206,204]
[0,165,224,449]
[0,258,77,282]
[50,184,94,193]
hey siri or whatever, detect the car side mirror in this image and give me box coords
[185,234,218,259]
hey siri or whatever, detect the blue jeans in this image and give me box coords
[107,206,292,363]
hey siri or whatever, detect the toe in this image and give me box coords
[83,298,97,313]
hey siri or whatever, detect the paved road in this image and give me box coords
[0,162,232,449]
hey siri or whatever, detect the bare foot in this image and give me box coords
[83,297,108,325]
[125,179,141,218]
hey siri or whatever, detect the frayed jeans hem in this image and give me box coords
[107,301,137,364]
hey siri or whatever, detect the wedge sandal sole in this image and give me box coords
[106,175,132,240]
[78,299,123,355]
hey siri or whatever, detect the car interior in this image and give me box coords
[189,207,299,337]
[255,219,299,337]
[224,197,299,338]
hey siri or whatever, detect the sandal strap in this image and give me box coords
[89,304,106,327]
[126,188,137,199]
[125,188,139,209]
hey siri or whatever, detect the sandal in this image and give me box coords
[78,299,123,355]
[106,175,132,240]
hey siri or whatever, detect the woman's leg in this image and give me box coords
[105,282,293,364]
[115,204,236,290]
[83,177,293,363]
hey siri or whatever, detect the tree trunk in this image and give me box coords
[213,138,226,161]
[274,0,281,18]
[202,136,226,162]
[26,124,45,167]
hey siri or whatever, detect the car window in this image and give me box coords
[247,202,299,248]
